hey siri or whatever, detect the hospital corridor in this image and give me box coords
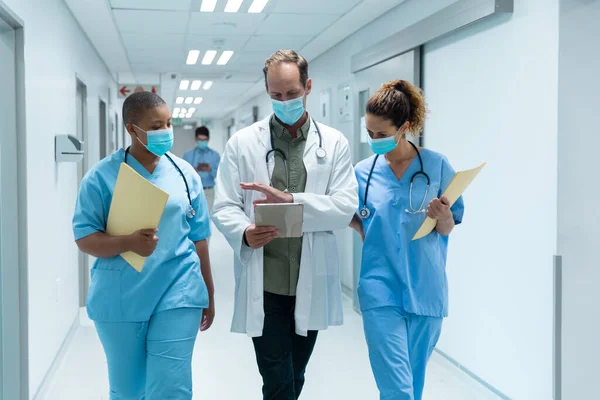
[0,1,599,400]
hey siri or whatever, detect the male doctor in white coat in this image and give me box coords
[212,50,358,400]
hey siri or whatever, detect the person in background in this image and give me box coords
[183,126,221,212]
[350,80,465,400]
[212,50,358,400]
[73,91,215,399]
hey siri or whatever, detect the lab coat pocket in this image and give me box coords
[87,269,122,321]
[313,163,333,194]
[313,231,339,277]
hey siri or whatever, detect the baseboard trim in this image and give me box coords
[32,314,79,400]
[434,348,512,400]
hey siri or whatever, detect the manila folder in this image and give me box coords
[412,162,486,241]
[106,163,169,272]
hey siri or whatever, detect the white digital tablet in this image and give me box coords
[254,203,304,238]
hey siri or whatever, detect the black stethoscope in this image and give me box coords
[359,141,430,219]
[125,147,196,218]
[266,117,326,193]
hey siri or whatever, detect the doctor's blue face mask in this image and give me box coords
[134,125,174,157]
[272,96,305,126]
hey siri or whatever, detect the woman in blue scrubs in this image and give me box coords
[72,91,215,399]
[350,80,464,400]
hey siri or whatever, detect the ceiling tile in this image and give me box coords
[271,0,362,15]
[110,0,192,11]
[184,35,248,52]
[113,10,188,34]
[243,35,313,52]
[122,33,186,50]
[254,13,340,36]
[188,12,267,35]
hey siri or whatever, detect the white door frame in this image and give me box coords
[0,2,28,399]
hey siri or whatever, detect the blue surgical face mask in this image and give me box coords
[134,125,174,157]
[272,96,305,125]
[367,134,399,155]
[197,140,208,149]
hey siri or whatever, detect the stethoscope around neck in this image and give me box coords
[124,147,196,218]
[266,117,327,193]
[359,141,430,219]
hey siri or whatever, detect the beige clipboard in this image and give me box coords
[106,163,169,272]
[255,203,304,238]
[412,162,486,241]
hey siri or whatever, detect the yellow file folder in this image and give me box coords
[412,162,486,241]
[106,163,169,272]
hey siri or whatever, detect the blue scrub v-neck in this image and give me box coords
[124,149,167,181]
[377,148,421,186]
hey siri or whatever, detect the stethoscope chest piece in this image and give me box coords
[315,147,327,159]
[187,206,196,219]
[359,206,371,219]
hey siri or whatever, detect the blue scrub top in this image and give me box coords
[183,147,221,188]
[72,149,211,322]
[355,149,465,318]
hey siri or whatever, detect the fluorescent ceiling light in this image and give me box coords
[217,51,234,65]
[191,80,202,90]
[200,0,217,12]
[203,81,213,90]
[179,80,190,90]
[176,97,184,104]
[224,0,244,12]
[194,97,203,104]
[185,97,193,104]
[188,107,197,113]
[173,107,181,114]
[248,0,269,13]
[202,50,217,65]
[186,50,200,65]
[186,113,193,118]
[180,108,188,114]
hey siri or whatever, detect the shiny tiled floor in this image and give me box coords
[43,228,501,400]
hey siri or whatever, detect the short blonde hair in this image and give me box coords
[263,50,309,91]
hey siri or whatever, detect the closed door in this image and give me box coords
[0,15,20,400]
[76,81,89,306]
[351,49,422,312]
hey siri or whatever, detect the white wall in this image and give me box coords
[1,0,117,396]
[557,0,600,398]
[221,0,459,292]
[422,1,558,398]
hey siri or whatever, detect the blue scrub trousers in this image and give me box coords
[95,307,203,400]
[362,307,443,400]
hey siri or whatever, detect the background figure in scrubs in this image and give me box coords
[72,91,215,400]
[350,80,464,400]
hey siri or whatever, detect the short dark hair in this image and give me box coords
[195,126,209,138]
[122,92,167,125]
[263,50,309,91]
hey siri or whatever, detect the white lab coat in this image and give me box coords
[211,115,358,337]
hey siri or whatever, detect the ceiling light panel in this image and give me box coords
[185,97,194,104]
[224,0,244,12]
[186,50,200,65]
[217,51,234,65]
[202,50,218,65]
[176,97,184,104]
[179,80,190,90]
[194,97,203,104]
[203,81,213,90]
[200,0,217,12]
[248,0,269,13]
[191,80,202,90]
